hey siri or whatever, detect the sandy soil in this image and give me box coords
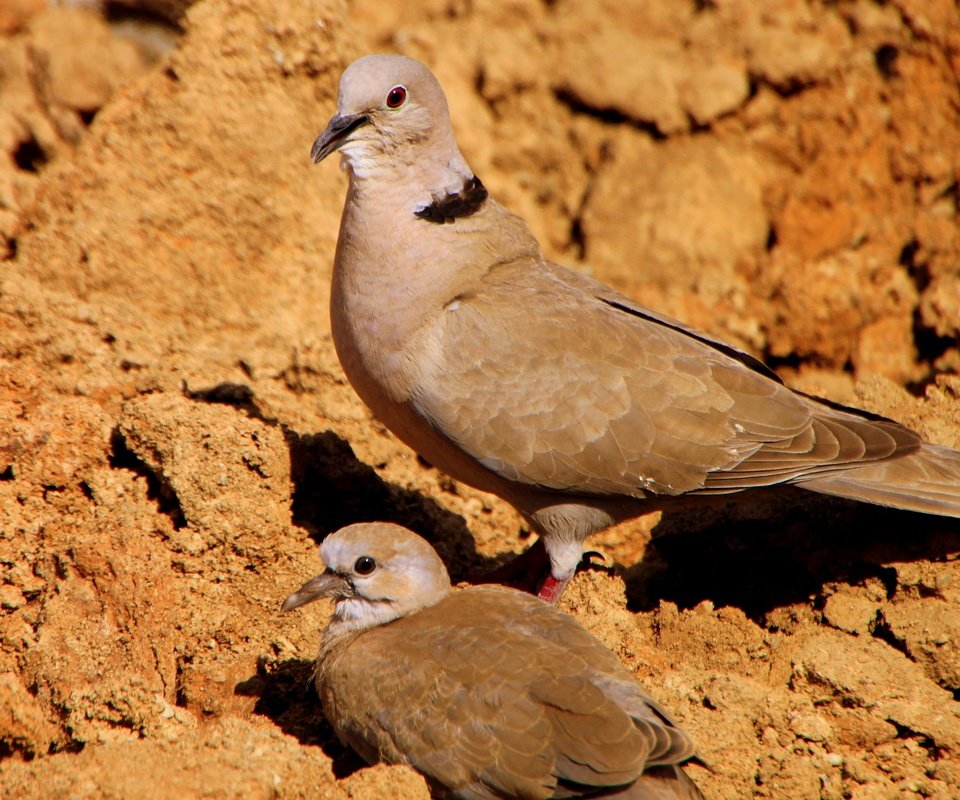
[1,0,959,797]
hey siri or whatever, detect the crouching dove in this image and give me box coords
[282,522,705,800]
[311,54,960,602]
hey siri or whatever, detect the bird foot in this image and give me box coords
[582,550,605,566]
[536,551,606,604]
[470,542,608,604]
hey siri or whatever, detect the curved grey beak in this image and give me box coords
[311,113,369,163]
[281,571,348,612]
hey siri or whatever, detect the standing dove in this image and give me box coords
[312,54,960,601]
[282,522,705,800]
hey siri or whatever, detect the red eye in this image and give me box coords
[386,85,407,109]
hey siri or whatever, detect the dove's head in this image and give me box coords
[311,54,470,182]
[282,522,452,632]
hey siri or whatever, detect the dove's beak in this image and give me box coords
[281,570,350,612]
[311,113,370,163]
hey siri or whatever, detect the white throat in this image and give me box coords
[328,597,404,633]
[337,132,474,215]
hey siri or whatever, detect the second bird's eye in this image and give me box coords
[385,85,407,109]
[354,556,376,575]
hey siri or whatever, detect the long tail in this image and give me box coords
[796,443,960,517]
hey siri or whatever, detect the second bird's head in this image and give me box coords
[282,521,452,631]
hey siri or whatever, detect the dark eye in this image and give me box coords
[385,85,407,109]
[354,556,376,575]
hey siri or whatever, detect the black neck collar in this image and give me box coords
[414,175,488,224]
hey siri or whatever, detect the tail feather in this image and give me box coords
[797,444,960,517]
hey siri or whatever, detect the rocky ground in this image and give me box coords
[1,0,959,797]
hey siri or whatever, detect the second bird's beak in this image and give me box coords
[311,113,369,163]
[281,570,349,612]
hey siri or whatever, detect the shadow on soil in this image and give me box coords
[185,381,499,581]
[284,428,501,581]
[625,490,960,621]
[235,658,367,779]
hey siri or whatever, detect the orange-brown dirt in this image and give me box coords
[1,1,959,798]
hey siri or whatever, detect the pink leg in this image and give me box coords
[470,537,551,593]
[537,574,570,604]
[472,541,601,604]
[538,550,604,604]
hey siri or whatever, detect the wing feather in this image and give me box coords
[320,589,700,798]
[411,258,919,499]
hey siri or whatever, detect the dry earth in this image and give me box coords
[1,0,959,798]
